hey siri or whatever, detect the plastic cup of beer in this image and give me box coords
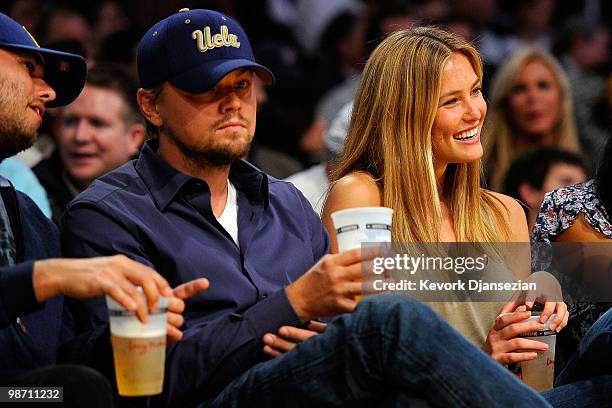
[330,207,393,300]
[519,313,557,391]
[106,289,168,396]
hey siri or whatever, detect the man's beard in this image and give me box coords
[0,80,38,160]
[0,119,37,160]
[166,126,252,169]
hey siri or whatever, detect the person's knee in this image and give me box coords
[354,294,437,328]
[580,308,612,352]
[595,307,612,330]
[358,294,428,312]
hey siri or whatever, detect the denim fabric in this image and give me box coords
[542,375,612,408]
[554,307,612,386]
[208,295,550,408]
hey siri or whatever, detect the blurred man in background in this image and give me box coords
[503,147,588,230]
[34,63,145,224]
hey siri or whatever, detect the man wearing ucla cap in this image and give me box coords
[62,7,370,405]
[0,12,207,403]
[62,8,561,408]
[136,8,274,94]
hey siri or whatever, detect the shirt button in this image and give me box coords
[261,294,268,299]
[16,317,28,334]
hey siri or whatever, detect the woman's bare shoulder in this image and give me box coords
[485,190,529,242]
[486,191,523,216]
[322,172,382,218]
[335,172,380,194]
[330,172,382,205]
[322,172,383,253]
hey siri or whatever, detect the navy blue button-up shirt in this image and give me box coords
[61,140,329,406]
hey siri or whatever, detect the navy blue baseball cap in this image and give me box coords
[0,12,86,108]
[137,8,274,93]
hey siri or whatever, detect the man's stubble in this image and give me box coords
[0,77,39,160]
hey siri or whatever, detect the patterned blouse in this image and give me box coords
[532,180,612,346]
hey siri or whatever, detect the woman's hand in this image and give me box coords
[501,271,569,332]
[483,310,549,365]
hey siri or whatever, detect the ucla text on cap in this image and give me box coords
[192,25,241,53]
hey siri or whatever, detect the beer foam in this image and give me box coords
[109,313,168,337]
[111,329,167,338]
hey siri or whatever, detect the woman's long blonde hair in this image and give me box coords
[333,26,509,243]
[483,47,579,190]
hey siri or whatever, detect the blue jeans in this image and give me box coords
[541,307,612,408]
[208,295,550,407]
[542,375,612,408]
[555,307,612,386]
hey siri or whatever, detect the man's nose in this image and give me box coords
[219,91,241,113]
[35,78,57,104]
[73,119,94,143]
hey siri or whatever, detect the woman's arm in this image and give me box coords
[488,191,530,243]
[555,214,610,243]
[321,172,382,253]
[487,191,531,280]
[482,194,569,363]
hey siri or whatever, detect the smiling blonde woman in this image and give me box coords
[321,26,568,364]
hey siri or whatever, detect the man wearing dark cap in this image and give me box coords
[0,12,206,403]
[59,9,566,407]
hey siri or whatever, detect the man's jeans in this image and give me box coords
[209,295,552,407]
[541,306,612,408]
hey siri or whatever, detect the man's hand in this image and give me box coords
[34,255,173,323]
[166,278,209,342]
[482,310,549,365]
[262,321,327,357]
[285,249,369,322]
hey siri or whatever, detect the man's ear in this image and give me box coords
[126,123,146,154]
[518,182,541,209]
[137,88,162,127]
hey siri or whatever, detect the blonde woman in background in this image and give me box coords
[483,47,580,190]
[321,27,568,366]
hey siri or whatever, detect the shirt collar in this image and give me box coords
[229,158,270,209]
[135,139,269,211]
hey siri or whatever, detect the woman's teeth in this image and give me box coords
[453,127,478,140]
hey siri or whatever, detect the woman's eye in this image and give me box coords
[443,98,458,106]
[511,84,527,95]
[472,87,482,96]
[537,80,551,90]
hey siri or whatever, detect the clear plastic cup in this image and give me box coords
[519,313,557,391]
[331,207,393,300]
[106,289,168,396]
